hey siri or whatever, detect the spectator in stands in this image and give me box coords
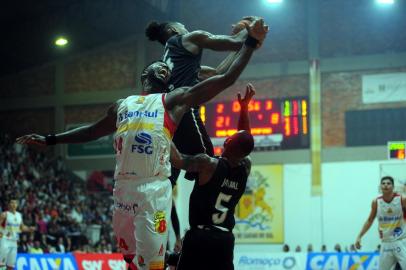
[295,245,302,252]
[334,243,342,252]
[55,237,66,253]
[282,244,290,252]
[307,244,313,252]
[29,241,44,254]
[321,244,327,252]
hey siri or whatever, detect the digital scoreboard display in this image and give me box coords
[388,141,406,160]
[200,97,310,152]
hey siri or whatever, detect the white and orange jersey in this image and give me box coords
[1,211,22,242]
[114,94,176,181]
[377,194,406,242]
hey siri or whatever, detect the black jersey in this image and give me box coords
[188,157,249,231]
[163,34,214,182]
[163,35,202,88]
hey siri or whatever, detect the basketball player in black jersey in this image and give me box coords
[171,84,256,270]
[145,17,255,184]
[146,17,256,254]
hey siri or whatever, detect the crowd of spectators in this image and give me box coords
[0,134,115,254]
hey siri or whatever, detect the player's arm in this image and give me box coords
[20,223,35,233]
[16,100,121,146]
[198,52,239,81]
[183,30,245,53]
[0,212,6,225]
[170,142,212,173]
[165,20,267,124]
[355,199,377,249]
[237,83,255,131]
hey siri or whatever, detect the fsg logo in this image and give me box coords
[132,132,153,154]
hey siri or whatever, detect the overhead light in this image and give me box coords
[264,0,283,4]
[55,37,68,47]
[375,0,394,4]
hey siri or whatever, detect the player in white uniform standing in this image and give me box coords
[0,199,35,270]
[355,176,406,269]
[16,19,268,270]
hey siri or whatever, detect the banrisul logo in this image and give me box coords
[132,132,153,154]
[119,109,158,121]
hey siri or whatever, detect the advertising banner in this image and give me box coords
[234,164,284,243]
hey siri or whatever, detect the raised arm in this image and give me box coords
[16,100,120,146]
[355,199,377,249]
[237,83,255,131]
[165,19,268,121]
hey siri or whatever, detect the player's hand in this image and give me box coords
[245,18,269,44]
[238,83,256,110]
[355,238,361,249]
[174,238,182,253]
[16,134,46,146]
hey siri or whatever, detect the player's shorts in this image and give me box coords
[170,108,214,183]
[113,177,172,270]
[177,226,235,270]
[380,237,406,269]
[0,238,18,268]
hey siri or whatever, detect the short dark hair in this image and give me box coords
[381,176,394,185]
[145,21,174,45]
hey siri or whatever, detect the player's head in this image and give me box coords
[8,198,18,212]
[141,61,171,94]
[380,176,394,193]
[222,130,254,159]
[145,21,188,45]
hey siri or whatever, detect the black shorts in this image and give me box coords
[170,108,214,184]
[176,227,235,270]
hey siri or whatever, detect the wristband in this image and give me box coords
[45,134,57,146]
[244,35,259,48]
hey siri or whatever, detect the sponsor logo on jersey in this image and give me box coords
[119,109,158,121]
[154,211,167,234]
[393,227,403,237]
[138,255,145,267]
[221,178,239,190]
[115,201,139,215]
[132,132,153,155]
[136,96,145,104]
[150,260,164,270]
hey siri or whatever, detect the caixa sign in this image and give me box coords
[16,254,78,270]
[306,252,379,270]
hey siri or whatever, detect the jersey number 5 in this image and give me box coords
[212,192,232,224]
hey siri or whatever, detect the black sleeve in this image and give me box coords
[171,200,180,238]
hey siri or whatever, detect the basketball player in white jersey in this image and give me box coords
[0,199,35,270]
[355,176,406,269]
[16,19,268,270]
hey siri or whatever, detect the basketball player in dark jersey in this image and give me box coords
[146,17,256,255]
[145,17,254,183]
[171,84,256,270]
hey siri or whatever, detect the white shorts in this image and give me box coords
[0,238,17,268]
[113,177,172,270]
[380,237,406,269]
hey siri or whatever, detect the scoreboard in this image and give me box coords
[200,97,310,152]
[388,141,406,160]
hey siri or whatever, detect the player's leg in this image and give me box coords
[394,238,406,269]
[379,242,397,270]
[5,244,17,270]
[113,206,137,269]
[133,179,172,270]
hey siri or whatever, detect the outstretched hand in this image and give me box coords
[238,83,256,109]
[244,18,269,44]
[16,134,46,146]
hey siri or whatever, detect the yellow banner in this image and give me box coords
[234,164,284,243]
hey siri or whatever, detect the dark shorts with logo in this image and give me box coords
[176,227,234,270]
[170,108,214,184]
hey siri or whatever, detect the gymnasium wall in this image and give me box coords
[175,160,406,253]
